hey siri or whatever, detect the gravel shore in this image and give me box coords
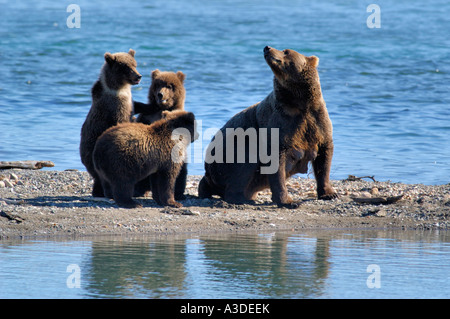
[0,169,449,239]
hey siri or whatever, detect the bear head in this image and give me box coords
[103,49,142,88]
[263,46,319,88]
[149,70,186,111]
[162,110,198,143]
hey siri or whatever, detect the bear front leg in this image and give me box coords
[268,154,299,208]
[313,143,338,200]
[133,101,148,114]
[174,163,187,200]
[153,169,182,208]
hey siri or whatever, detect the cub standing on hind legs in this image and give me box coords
[80,49,141,197]
[198,46,338,208]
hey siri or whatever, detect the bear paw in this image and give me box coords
[319,192,339,200]
[276,201,301,209]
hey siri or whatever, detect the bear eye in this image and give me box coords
[168,84,174,90]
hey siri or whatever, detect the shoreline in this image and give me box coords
[0,169,449,239]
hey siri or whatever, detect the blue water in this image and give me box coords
[0,230,449,299]
[1,0,449,185]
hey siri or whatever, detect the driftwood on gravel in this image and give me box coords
[352,194,404,205]
[346,175,377,182]
[0,161,55,170]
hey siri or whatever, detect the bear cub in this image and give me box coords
[92,110,198,209]
[133,69,188,199]
[134,69,186,123]
[80,49,141,197]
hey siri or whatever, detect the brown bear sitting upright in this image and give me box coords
[133,69,187,199]
[80,49,141,197]
[92,110,198,209]
[198,46,337,208]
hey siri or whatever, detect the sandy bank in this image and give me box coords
[0,169,449,239]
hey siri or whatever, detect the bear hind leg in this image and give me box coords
[100,179,113,199]
[134,176,151,197]
[112,181,142,209]
[92,178,104,197]
[198,176,214,199]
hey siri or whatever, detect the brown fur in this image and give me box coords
[80,49,141,197]
[134,69,186,123]
[92,110,197,209]
[198,46,337,208]
[133,70,187,199]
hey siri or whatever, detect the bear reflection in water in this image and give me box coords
[86,234,331,298]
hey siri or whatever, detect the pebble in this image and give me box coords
[0,181,5,188]
[375,209,387,217]
[183,210,200,216]
[360,191,372,198]
[4,180,14,188]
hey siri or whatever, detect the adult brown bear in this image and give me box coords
[198,46,337,208]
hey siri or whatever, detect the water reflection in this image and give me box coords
[79,230,449,298]
[85,238,188,298]
[0,230,449,298]
[194,233,330,298]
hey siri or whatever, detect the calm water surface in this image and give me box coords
[0,0,449,185]
[0,230,449,299]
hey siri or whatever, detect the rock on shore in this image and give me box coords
[0,169,449,239]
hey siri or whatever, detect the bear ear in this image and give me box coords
[176,71,186,83]
[128,49,136,57]
[104,52,115,65]
[307,56,319,68]
[151,69,161,80]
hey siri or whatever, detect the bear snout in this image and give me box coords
[156,89,170,104]
[264,46,276,58]
[131,73,142,85]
